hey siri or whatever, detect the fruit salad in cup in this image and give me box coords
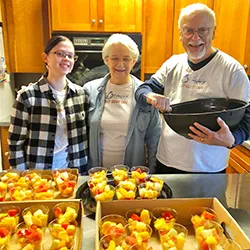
[88,167,108,180]
[0,182,7,201]
[99,214,127,237]
[195,220,223,250]
[54,173,77,198]
[0,227,11,250]
[33,175,56,200]
[9,186,33,201]
[138,182,160,199]
[100,233,129,250]
[125,222,152,250]
[152,207,178,232]
[22,205,49,228]
[115,180,137,200]
[126,209,152,226]
[110,165,129,185]
[88,178,108,198]
[53,202,79,224]
[94,184,115,202]
[159,223,188,250]
[131,166,150,185]
[0,205,21,233]
[0,171,20,190]
[48,219,77,249]
[16,223,43,250]
[190,207,217,230]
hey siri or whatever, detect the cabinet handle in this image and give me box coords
[91,19,96,24]
[99,19,103,24]
[244,64,248,73]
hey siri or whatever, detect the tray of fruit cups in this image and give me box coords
[0,199,83,250]
[97,206,241,250]
[0,169,78,201]
[76,166,172,214]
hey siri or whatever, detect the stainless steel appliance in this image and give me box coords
[52,32,142,86]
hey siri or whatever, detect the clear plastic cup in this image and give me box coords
[56,174,77,198]
[0,226,11,249]
[159,223,188,250]
[94,184,115,202]
[125,223,152,250]
[88,167,108,179]
[0,205,21,233]
[42,238,75,250]
[131,166,150,185]
[110,165,129,185]
[99,214,127,237]
[195,220,223,250]
[125,208,152,225]
[100,233,129,250]
[138,182,160,199]
[15,222,43,250]
[88,178,108,198]
[115,180,137,200]
[9,186,33,201]
[48,219,77,249]
[190,206,217,229]
[145,176,164,192]
[22,205,50,227]
[33,175,55,200]
[0,182,8,201]
[152,207,178,232]
[0,170,20,190]
[53,202,79,223]
[219,238,242,250]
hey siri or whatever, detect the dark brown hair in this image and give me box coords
[44,35,73,54]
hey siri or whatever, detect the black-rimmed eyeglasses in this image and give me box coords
[51,50,78,61]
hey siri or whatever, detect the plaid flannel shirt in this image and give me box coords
[8,77,89,174]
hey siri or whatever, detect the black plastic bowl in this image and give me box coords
[162,98,249,139]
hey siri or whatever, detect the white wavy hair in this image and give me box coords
[102,33,140,63]
[178,3,216,28]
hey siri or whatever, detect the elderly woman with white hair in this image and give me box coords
[84,33,161,172]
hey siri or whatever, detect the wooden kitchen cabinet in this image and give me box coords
[213,0,250,74]
[0,127,10,170]
[0,0,45,73]
[227,146,250,174]
[49,0,142,33]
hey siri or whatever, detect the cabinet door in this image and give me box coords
[1,0,45,72]
[50,0,98,31]
[213,0,250,70]
[172,0,214,55]
[100,0,142,32]
[144,0,174,74]
[0,127,10,170]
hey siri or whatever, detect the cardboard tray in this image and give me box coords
[0,168,79,200]
[0,199,83,250]
[95,198,250,249]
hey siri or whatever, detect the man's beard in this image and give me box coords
[187,47,206,62]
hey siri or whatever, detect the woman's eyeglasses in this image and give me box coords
[51,50,78,61]
[181,27,213,38]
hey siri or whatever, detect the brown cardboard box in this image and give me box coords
[95,198,250,249]
[0,199,83,250]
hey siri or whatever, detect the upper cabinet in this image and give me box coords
[49,0,142,33]
[143,0,174,74]
[213,0,250,74]
[0,0,45,73]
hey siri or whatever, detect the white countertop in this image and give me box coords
[242,140,250,150]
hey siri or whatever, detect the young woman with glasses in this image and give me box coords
[8,36,89,174]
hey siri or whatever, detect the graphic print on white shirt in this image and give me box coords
[100,80,133,169]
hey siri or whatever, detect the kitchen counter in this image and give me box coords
[78,174,250,249]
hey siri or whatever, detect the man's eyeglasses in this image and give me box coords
[181,27,213,38]
[51,50,78,61]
